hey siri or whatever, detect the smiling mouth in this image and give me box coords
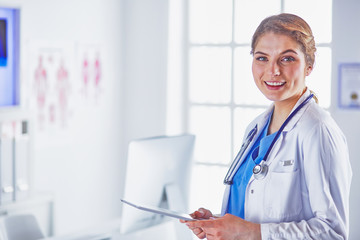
[265,81,285,87]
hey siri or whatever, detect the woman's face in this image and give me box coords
[252,32,311,105]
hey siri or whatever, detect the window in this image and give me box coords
[184,0,333,212]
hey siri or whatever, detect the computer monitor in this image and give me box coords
[0,19,7,66]
[120,135,195,235]
[0,8,20,107]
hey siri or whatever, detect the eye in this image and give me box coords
[256,56,268,62]
[282,56,296,62]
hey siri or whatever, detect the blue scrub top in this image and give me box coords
[226,115,277,219]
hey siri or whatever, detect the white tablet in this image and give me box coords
[121,199,197,221]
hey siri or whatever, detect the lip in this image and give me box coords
[264,81,286,89]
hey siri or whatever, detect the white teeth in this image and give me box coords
[266,81,285,86]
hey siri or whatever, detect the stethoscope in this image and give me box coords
[224,94,314,184]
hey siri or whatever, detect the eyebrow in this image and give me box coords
[254,49,299,55]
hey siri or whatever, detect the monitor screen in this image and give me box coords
[121,135,195,236]
[0,8,20,107]
[0,19,7,66]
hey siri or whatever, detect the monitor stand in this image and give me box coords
[124,183,192,240]
[119,183,193,240]
[161,183,193,240]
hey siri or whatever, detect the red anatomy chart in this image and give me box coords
[56,60,70,127]
[29,42,103,132]
[30,46,73,131]
[33,55,48,129]
[79,46,103,103]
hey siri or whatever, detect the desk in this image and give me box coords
[40,219,191,240]
[40,218,121,240]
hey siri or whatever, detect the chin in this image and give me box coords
[266,96,281,102]
[260,91,282,102]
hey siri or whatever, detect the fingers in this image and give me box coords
[185,218,215,230]
[196,208,207,218]
[187,221,218,239]
[181,208,214,239]
[184,218,218,239]
[192,211,204,219]
[196,231,207,239]
[192,227,203,235]
[190,227,206,239]
[191,208,213,219]
[190,209,204,219]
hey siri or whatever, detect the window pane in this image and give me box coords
[233,107,266,158]
[306,47,331,108]
[233,47,271,105]
[234,0,281,44]
[189,165,228,213]
[189,47,231,104]
[284,0,332,43]
[189,0,232,43]
[189,106,231,164]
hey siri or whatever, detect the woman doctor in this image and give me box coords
[182,13,352,240]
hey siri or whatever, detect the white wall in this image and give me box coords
[122,0,169,144]
[332,1,360,239]
[0,0,124,235]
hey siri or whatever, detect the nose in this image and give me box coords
[268,60,280,77]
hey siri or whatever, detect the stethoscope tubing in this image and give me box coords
[224,94,314,185]
[223,125,257,185]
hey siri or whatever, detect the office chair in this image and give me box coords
[0,214,44,240]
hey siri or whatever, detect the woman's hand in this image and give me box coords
[183,213,261,240]
[189,208,214,220]
[180,208,214,238]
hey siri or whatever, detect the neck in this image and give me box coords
[268,89,307,135]
[268,107,290,135]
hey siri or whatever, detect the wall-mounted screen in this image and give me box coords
[0,8,19,107]
[0,19,7,67]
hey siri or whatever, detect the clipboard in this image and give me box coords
[121,199,197,221]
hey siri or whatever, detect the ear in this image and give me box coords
[306,66,313,76]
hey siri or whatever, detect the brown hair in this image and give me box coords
[251,13,316,68]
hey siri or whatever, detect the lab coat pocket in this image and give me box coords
[264,168,302,221]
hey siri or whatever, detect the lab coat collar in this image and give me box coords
[263,89,313,134]
[282,89,313,132]
[249,89,313,149]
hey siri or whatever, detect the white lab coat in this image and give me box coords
[221,90,352,240]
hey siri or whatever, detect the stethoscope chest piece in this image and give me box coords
[224,94,314,184]
[253,160,268,180]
